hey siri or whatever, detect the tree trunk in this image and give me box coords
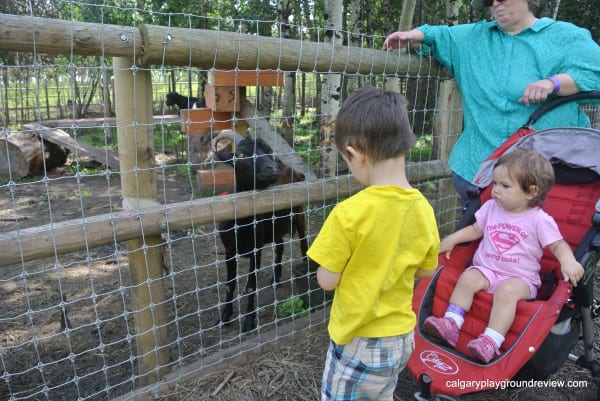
[0,130,69,180]
[403,0,437,137]
[2,67,10,126]
[0,131,40,179]
[552,0,561,18]
[101,57,113,117]
[300,73,307,117]
[384,0,417,93]
[279,0,296,146]
[537,0,560,18]
[282,72,296,145]
[261,86,274,118]
[346,0,366,95]
[318,0,344,178]
[446,0,460,26]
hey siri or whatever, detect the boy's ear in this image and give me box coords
[345,145,365,162]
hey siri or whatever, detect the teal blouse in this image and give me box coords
[418,18,600,182]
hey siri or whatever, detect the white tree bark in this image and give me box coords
[346,0,364,95]
[383,0,417,92]
[279,0,296,146]
[318,0,344,178]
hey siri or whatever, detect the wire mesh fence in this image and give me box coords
[1,7,597,401]
[0,17,452,401]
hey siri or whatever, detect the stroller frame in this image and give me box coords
[410,91,600,401]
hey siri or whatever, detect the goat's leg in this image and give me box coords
[293,209,309,257]
[241,251,261,333]
[217,255,237,326]
[273,241,285,284]
[291,210,315,277]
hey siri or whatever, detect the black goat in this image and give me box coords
[214,130,308,332]
[165,91,206,110]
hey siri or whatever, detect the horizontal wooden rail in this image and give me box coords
[0,13,444,76]
[138,24,440,75]
[0,160,450,267]
[0,13,141,58]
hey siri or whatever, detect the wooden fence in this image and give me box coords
[0,12,461,395]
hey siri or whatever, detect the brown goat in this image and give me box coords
[213,130,308,332]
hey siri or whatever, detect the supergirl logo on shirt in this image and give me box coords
[489,230,520,255]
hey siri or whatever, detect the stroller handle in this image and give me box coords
[522,90,600,129]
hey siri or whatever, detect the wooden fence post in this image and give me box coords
[113,57,169,386]
[433,79,463,237]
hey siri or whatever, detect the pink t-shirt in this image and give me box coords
[472,200,563,290]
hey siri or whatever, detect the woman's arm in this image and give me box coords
[382,29,425,51]
[519,73,580,106]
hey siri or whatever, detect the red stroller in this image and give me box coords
[408,91,600,400]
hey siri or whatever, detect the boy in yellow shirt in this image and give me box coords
[307,87,440,400]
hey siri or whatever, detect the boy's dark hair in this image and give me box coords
[335,87,415,162]
[494,149,555,207]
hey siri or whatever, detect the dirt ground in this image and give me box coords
[156,322,600,401]
[0,156,329,401]
[1,156,599,401]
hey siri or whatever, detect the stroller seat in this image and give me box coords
[428,179,600,358]
[408,97,600,399]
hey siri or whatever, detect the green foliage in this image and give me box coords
[289,122,321,167]
[64,165,102,176]
[154,126,187,152]
[278,296,308,318]
[194,188,222,198]
[556,0,600,41]
[171,165,197,179]
[408,134,433,162]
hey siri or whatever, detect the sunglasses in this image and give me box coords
[482,0,507,6]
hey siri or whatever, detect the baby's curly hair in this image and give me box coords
[494,149,555,207]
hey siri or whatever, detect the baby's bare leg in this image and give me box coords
[449,269,489,311]
[488,278,531,336]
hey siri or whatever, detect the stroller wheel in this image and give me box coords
[413,393,462,401]
[414,374,462,401]
[592,298,599,319]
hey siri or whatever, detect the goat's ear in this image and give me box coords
[214,151,234,163]
[244,129,254,140]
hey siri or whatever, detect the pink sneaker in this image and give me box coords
[423,316,459,347]
[467,334,501,363]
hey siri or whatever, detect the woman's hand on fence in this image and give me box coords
[382,30,420,51]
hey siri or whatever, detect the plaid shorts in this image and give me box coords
[321,332,415,401]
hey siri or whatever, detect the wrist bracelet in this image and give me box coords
[547,75,560,94]
[447,303,466,317]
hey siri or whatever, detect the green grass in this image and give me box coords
[408,134,433,162]
[278,296,309,318]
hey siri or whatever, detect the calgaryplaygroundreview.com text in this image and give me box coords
[445,379,590,391]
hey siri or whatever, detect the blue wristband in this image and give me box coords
[447,303,466,317]
[547,75,560,94]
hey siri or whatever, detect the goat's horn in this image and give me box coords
[212,129,246,150]
[244,129,254,140]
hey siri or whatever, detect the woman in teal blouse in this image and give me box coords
[383,0,600,208]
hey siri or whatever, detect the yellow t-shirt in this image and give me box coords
[307,185,440,345]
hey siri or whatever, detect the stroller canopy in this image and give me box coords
[472,127,600,188]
